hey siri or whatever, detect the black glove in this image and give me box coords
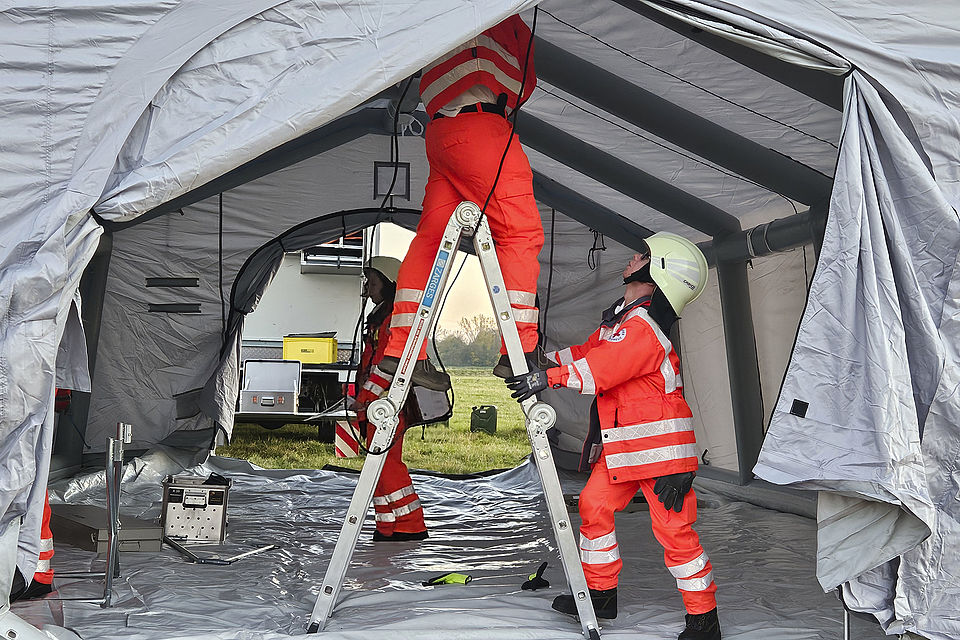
[653,472,695,512]
[505,367,548,402]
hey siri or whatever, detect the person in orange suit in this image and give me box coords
[353,256,428,541]
[379,14,557,387]
[507,234,721,640]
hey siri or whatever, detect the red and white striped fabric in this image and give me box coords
[546,297,698,483]
[335,420,359,458]
[419,14,535,118]
[34,490,54,586]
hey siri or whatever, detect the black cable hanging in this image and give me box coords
[539,208,557,347]
[587,230,606,271]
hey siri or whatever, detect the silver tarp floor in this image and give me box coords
[17,454,885,639]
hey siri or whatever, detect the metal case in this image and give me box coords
[239,359,301,413]
[161,474,231,543]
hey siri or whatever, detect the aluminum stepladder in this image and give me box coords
[307,201,601,639]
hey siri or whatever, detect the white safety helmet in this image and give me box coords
[644,232,708,315]
[365,256,402,284]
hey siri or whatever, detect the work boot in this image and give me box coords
[678,608,721,640]
[551,587,617,619]
[492,345,559,379]
[372,529,429,542]
[378,356,451,392]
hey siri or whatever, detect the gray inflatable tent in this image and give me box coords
[1,1,959,638]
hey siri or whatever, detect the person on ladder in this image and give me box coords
[378,13,557,385]
[506,233,721,640]
[353,256,428,542]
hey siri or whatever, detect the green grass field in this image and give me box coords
[218,367,531,474]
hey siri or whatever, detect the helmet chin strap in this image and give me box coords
[623,262,654,286]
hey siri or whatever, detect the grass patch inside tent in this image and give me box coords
[219,367,532,474]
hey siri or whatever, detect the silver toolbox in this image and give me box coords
[239,359,301,413]
[161,473,231,543]
[239,389,297,412]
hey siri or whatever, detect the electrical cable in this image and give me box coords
[348,76,424,455]
[587,230,606,270]
[539,8,838,149]
[380,76,416,211]
[539,208,556,348]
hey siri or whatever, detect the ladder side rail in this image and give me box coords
[473,219,601,639]
[308,202,474,632]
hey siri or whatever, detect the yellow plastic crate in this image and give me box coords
[282,335,338,364]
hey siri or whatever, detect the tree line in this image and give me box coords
[434,315,501,366]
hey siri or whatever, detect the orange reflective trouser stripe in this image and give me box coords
[578,457,717,614]
[384,112,544,359]
[365,415,426,535]
[34,490,54,584]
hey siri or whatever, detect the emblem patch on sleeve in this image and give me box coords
[606,328,627,342]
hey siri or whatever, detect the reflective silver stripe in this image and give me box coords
[393,499,422,518]
[35,558,51,573]
[375,512,396,522]
[382,484,415,505]
[668,552,709,579]
[624,307,678,393]
[362,380,385,396]
[580,547,620,565]
[580,531,617,551]
[474,34,521,70]
[605,443,699,469]
[572,358,595,394]
[429,34,521,75]
[372,496,389,506]
[513,307,539,324]
[677,571,714,592]
[602,417,694,443]
[507,290,537,307]
[370,365,393,382]
[38,537,54,553]
[421,58,523,109]
[389,313,416,328]
[565,364,582,391]
[395,289,423,303]
[555,347,574,365]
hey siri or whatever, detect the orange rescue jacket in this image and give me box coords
[547,297,698,483]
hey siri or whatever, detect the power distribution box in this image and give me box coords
[161,473,231,543]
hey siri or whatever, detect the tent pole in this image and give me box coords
[531,172,653,251]
[534,37,833,206]
[715,258,765,484]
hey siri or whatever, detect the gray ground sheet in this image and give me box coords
[15,452,886,639]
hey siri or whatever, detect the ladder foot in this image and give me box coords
[306,621,320,634]
[588,628,602,640]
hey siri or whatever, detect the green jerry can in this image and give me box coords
[470,405,497,435]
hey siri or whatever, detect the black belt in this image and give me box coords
[432,102,505,120]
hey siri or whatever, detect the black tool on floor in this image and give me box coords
[522,561,550,590]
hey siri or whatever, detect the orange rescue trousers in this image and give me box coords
[385,112,544,360]
[364,418,426,536]
[578,457,717,614]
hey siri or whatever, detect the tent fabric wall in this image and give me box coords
[87,136,429,451]
[3,1,960,637]
[0,0,532,583]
